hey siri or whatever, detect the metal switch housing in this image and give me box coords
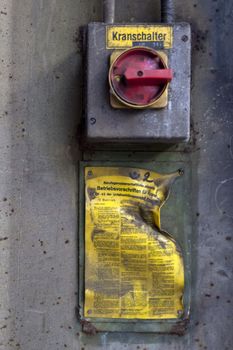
[85,23,191,145]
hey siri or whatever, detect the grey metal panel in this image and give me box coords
[86,22,191,144]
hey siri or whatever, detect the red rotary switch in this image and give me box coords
[109,47,173,108]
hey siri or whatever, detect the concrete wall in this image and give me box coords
[0,0,232,349]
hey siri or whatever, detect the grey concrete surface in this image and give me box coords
[0,1,100,349]
[0,0,232,349]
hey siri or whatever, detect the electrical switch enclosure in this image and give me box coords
[85,23,191,145]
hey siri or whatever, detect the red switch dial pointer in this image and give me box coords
[124,68,173,86]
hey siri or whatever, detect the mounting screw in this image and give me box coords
[177,310,183,317]
[90,117,96,125]
[178,168,185,176]
[182,35,189,42]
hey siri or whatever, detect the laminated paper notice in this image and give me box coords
[84,167,184,319]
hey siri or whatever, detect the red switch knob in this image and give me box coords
[109,47,173,108]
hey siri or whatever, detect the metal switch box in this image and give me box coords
[85,23,191,144]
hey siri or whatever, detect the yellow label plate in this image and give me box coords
[106,25,173,49]
[84,167,184,320]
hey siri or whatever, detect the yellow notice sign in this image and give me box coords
[106,25,173,49]
[84,167,184,319]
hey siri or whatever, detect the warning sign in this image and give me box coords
[84,167,184,319]
[106,25,173,49]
